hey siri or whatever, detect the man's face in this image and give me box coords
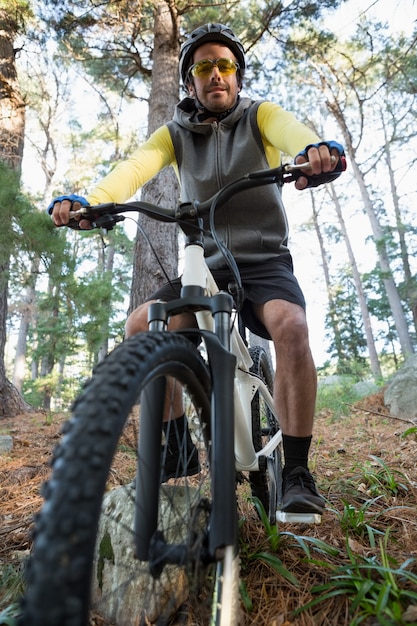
[187,42,240,113]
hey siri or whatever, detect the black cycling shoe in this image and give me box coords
[160,442,200,483]
[280,466,325,514]
[129,443,200,489]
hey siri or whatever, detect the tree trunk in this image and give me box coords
[97,243,116,363]
[329,185,382,378]
[327,99,414,358]
[129,1,180,312]
[350,156,414,357]
[0,14,25,171]
[310,193,346,364]
[381,114,417,334]
[0,9,32,417]
[13,258,39,391]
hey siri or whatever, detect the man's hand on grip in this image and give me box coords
[294,141,346,190]
[47,194,92,230]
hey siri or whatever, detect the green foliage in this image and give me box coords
[38,0,157,93]
[97,531,115,590]
[316,378,360,418]
[8,210,132,406]
[0,563,23,625]
[251,496,281,552]
[76,274,114,347]
[239,578,253,612]
[22,369,86,410]
[325,269,368,372]
[0,166,29,260]
[295,531,417,625]
[401,426,417,440]
[331,497,385,543]
[280,531,340,560]
[0,604,19,626]
[243,459,414,624]
[355,456,409,497]
[362,270,404,354]
[240,498,299,589]
[0,163,67,293]
[38,0,349,99]
[0,0,32,32]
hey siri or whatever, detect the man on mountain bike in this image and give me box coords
[48,23,345,515]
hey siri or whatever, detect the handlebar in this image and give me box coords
[68,157,346,231]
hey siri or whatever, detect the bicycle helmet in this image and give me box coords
[179,23,246,86]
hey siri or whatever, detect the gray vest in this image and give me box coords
[167,97,289,269]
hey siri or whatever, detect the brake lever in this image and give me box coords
[281,156,343,182]
[283,160,319,172]
[68,208,125,231]
[280,161,315,183]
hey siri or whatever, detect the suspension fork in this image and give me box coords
[145,292,238,559]
[202,331,237,557]
[202,294,239,555]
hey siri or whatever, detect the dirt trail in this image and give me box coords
[1,392,417,625]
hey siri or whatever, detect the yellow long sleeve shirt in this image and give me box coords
[88,99,318,204]
[88,97,320,268]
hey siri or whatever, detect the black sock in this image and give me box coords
[282,434,312,478]
[163,415,192,451]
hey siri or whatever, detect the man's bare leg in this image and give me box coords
[126,301,200,480]
[125,299,198,419]
[254,299,324,513]
[254,299,316,436]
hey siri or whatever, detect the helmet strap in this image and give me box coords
[193,94,240,122]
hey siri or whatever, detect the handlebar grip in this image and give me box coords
[247,166,283,182]
[281,155,347,187]
[60,217,85,230]
[247,156,346,186]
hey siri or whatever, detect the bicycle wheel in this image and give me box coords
[19,331,240,626]
[248,345,282,525]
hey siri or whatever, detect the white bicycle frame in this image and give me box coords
[182,243,321,524]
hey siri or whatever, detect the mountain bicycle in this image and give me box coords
[19,157,344,626]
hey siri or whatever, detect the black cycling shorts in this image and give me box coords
[147,254,305,340]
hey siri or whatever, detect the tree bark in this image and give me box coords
[381,113,417,335]
[129,0,180,312]
[0,9,33,417]
[329,185,382,378]
[326,98,414,358]
[13,259,39,391]
[310,193,346,364]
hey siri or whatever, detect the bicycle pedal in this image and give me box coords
[276,511,322,524]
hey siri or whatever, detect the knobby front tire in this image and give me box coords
[19,331,240,626]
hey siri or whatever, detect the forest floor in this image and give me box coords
[1,390,417,625]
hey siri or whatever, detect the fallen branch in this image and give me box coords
[347,404,416,424]
[0,520,32,536]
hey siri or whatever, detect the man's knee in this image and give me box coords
[125,302,198,338]
[282,310,309,337]
[264,303,310,353]
[125,301,152,338]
